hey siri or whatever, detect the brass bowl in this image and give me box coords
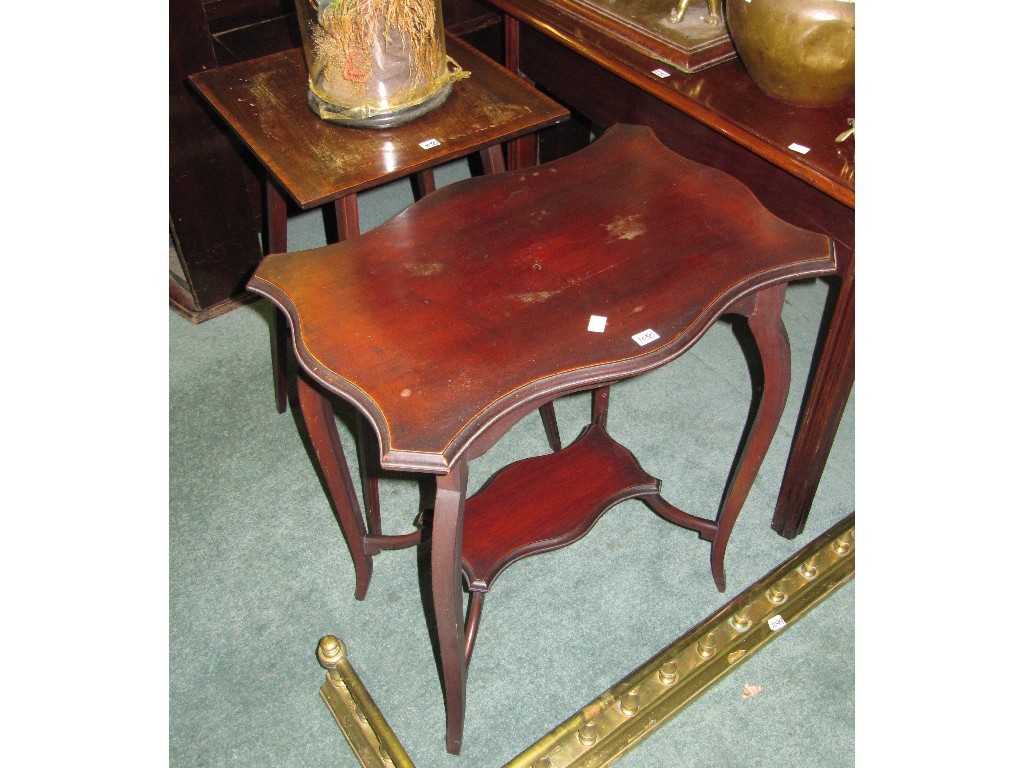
[726,0,855,108]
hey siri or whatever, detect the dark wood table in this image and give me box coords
[484,0,855,540]
[189,33,569,411]
[248,125,835,753]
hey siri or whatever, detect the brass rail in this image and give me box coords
[502,512,855,768]
[316,512,854,767]
[317,635,416,768]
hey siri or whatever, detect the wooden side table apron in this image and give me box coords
[248,125,836,754]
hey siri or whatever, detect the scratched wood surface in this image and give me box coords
[188,33,569,208]
[249,125,835,472]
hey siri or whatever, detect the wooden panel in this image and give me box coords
[170,0,265,319]
[462,424,659,587]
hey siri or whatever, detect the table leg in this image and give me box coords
[772,249,855,539]
[296,370,374,600]
[266,178,290,414]
[331,193,360,240]
[355,418,382,538]
[504,14,539,173]
[412,170,437,200]
[430,459,469,754]
[712,284,790,591]
[539,402,562,451]
[480,144,507,175]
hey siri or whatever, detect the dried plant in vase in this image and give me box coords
[295,0,469,127]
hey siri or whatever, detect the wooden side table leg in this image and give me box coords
[412,170,437,200]
[591,385,610,427]
[331,193,360,240]
[430,459,469,755]
[355,418,382,538]
[266,178,290,413]
[772,249,855,539]
[480,144,507,175]
[464,590,486,667]
[297,371,374,600]
[539,402,561,451]
[504,14,539,173]
[711,284,791,592]
[271,308,290,414]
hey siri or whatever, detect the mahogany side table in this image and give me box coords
[248,125,836,753]
[189,33,569,412]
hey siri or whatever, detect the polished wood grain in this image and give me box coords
[462,423,660,590]
[189,33,569,209]
[250,125,834,473]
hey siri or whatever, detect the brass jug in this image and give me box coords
[726,0,854,107]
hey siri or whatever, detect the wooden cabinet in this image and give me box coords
[169,0,504,322]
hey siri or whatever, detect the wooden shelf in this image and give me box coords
[461,424,660,590]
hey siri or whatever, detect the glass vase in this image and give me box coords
[293,0,464,128]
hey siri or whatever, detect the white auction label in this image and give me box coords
[588,315,608,333]
[787,142,811,155]
[652,68,671,79]
[768,615,787,632]
[419,138,441,150]
[632,329,660,346]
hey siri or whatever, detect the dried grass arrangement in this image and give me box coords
[296,0,468,126]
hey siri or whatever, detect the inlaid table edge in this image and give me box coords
[247,248,835,475]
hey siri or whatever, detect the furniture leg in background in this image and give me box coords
[773,246,854,537]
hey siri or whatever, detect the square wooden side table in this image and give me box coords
[189,33,569,411]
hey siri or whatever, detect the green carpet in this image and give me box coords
[170,160,854,767]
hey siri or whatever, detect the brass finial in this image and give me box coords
[318,635,348,669]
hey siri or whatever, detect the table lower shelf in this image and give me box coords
[461,423,666,590]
